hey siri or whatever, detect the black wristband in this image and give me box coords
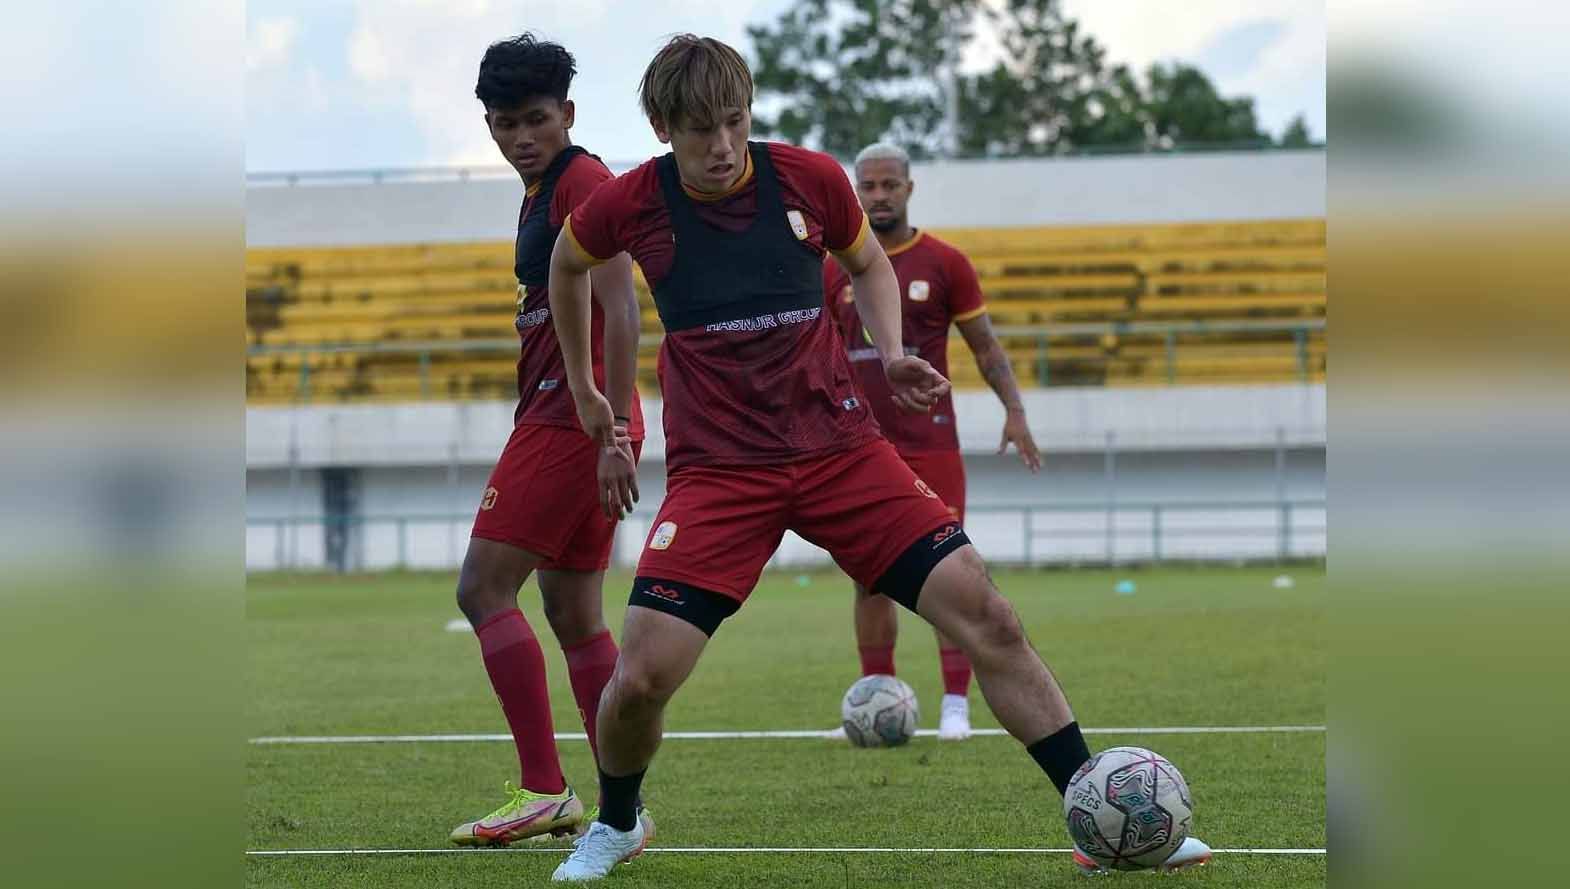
[613,415,631,424]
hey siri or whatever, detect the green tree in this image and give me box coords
[1141,62,1269,148]
[746,0,976,159]
[1278,113,1314,148]
[748,0,1282,158]
[955,0,1147,155]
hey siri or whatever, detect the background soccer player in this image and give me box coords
[448,33,651,848]
[824,141,1042,742]
[545,34,1209,881]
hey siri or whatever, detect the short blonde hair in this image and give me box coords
[854,142,912,177]
[638,34,753,130]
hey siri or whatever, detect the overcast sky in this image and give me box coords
[245,0,1325,173]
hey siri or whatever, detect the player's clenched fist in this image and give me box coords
[884,356,951,414]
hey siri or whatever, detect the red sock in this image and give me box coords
[475,610,565,795]
[859,645,896,677]
[939,647,973,696]
[562,630,619,764]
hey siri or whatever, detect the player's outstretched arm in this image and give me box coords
[834,234,950,413]
[957,313,1040,472]
[548,228,616,448]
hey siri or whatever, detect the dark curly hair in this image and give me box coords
[475,33,576,109]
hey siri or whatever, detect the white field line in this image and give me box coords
[247,846,1326,857]
[250,725,1324,745]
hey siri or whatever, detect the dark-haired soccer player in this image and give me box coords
[824,141,1041,743]
[448,33,652,848]
[546,35,1210,880]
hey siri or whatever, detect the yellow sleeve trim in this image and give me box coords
[952,305,988,323]
[830,213,871,259]
[562,217,609,267]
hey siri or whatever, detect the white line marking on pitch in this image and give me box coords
[250,725,1325,745]
[246,846,1326,857]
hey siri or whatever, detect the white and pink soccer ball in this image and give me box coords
[1064,746,1194,870]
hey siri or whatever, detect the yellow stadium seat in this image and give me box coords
[247,218,1326,403]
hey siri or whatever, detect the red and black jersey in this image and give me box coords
[567,141,875,470]
[511,146,644,439]
[823,231,986,454]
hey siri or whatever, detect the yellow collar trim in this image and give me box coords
[883,229,924,257]
[682,150,754,202]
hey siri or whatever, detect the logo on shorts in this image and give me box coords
[841,396,860,411]
[538,378,559,391]
[649,520,678,551]
[930,523,960,548]
[645,583,685,605]
[786,210,809,240]
[908,280,930,302]
[480,486,499,510]
[915,479,938,499]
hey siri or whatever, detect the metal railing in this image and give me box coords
[246,319,1326,403]
[246,498,1325,573]
[246,143,1325,188]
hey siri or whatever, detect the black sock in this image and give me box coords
[597,767,647,832]
[1027,721,1091,796]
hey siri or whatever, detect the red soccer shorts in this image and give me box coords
[471,423,642,572]
[635,437,959,602]
[900,448,966,524]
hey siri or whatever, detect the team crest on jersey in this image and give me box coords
[908,280,930,302]
[649,521,678,551]
[840,285,854,304]
[786,210,809,240]
[480,486,499,510]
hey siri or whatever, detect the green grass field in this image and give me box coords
[247,566,1325,888]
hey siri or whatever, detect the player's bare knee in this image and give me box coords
[540,587,603,646]
[608,665,673,713]
[975,591,1027,653]
[455,575,500,625]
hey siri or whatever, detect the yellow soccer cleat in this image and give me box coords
[450,782,584,847]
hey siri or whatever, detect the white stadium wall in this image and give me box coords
[246,149,1325,247]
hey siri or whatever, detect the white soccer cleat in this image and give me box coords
[1072,835,1213,875]
[937,694,972,740]
[551,819,647,882]
[1159,836,1213,871]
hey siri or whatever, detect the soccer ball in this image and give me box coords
[1063,746,1193,870]
[839,674,918,747]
